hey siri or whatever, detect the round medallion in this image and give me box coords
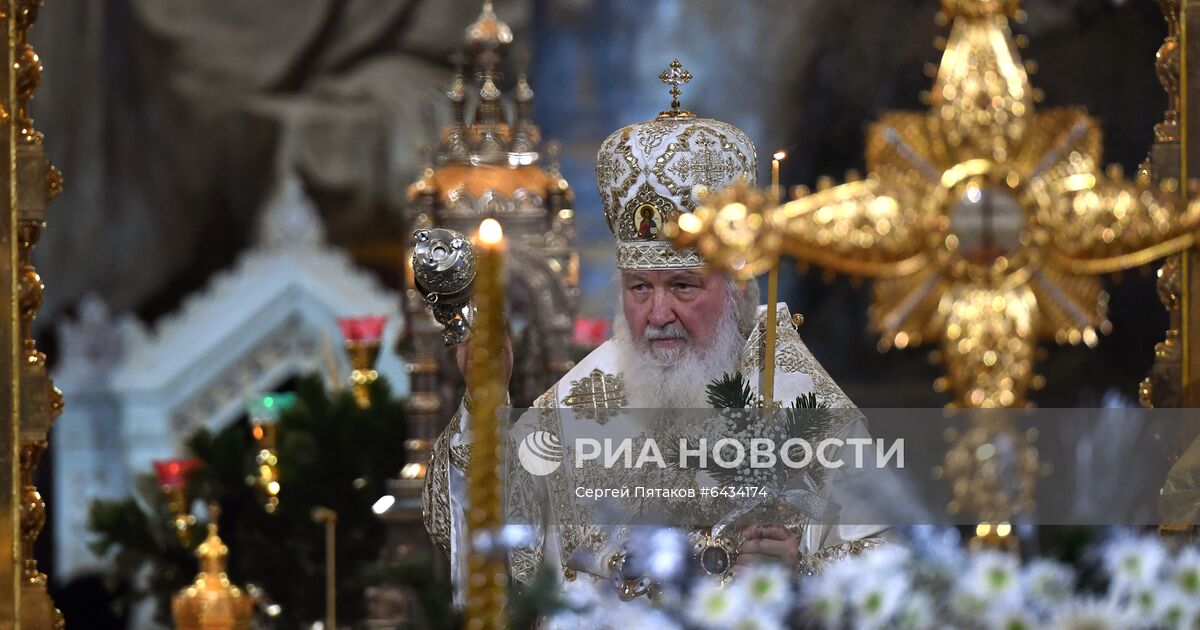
[948,186,1025,265]
[700,545,731,576]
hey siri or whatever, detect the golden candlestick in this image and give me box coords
[339,316,386,409]
[346,341,381,409]
[760,151,787,406]
[311,507,337,630]
[247,393,293,514]
[154,458,200,545]
[464,218,507,630]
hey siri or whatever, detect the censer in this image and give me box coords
[411,227,477,346]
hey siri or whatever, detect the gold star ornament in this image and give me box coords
[671,0,1200,407]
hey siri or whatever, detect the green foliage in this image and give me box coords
[703,371,834,485]
[507,567,573,630]
[87,374,425,627]
[705,372,756,409]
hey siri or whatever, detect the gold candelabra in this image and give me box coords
[154,458,201,545]
[247,393,294,513]
[464,219,507,630]
[671,0,1200,408]
[338,316,385,409]
[311,507,337,630]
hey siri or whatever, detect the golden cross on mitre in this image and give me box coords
[671,0,1200,408]
[658,58,694,118]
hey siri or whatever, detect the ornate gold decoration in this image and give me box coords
[657,58,695,119]
[673,0,1200,407]
[1142,0,1185,414]
[795,536,887,576]
[1156,0,1181,144]
[1142,254,1183,409]
[562,368,626,422]
[936,416,1041,547]
[5,0,65,626]
[172,506,253,630]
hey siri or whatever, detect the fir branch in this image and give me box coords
[706,372,755,409]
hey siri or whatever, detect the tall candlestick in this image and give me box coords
[311,507,337,630]
[465,218,507,630]
[762,151,787,406]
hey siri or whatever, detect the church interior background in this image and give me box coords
[2,0,1196,627]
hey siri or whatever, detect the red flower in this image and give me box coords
[572,317,610,348]
[338,315,387,343]
[152,458,200,489]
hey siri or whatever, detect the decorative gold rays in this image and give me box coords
[672,0,1200,407]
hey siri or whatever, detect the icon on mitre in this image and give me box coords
[637,204,660,239]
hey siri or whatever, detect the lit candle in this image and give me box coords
[762,151,787,406]
[338,316,386,408]
[153,458,201,544]
[465,218,507,630]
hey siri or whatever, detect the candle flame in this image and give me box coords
[773,150,787,161]
[479,218,504,245]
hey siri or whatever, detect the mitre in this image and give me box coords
[595,59,758,270]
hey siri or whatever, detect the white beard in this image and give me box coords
[612,295,744,409]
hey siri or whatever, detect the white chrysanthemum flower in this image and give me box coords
[687,580,745,629]
[819,554,860,589]
[1049,597,1138,630]
[893,591,936,630]
[610,603,682,630]
[558,577,602,611]
[729,610,784,630]
[960,550,1021,604]
[1130,585,1158,618]
[858,544,912,574]
[1103,535,1167,592]
[849,574,908,630]
[737,564,792,612]
[1172,548,1200,598]
[949,588,988,621]
[1153,586,1200,630]
[1021,559,1075,609]
[802,572,846,627]
[984,606,1038,630]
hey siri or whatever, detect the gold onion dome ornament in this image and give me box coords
[672,0,1200,407]
[172,508,253,630]
[596,59,757,271]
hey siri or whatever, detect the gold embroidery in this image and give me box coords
[597,127,639,231]
[616,242,705,270]
[796,536,887,576]
[740,305,856,410]
[562,368,627,424]
[650,122,755,213]
[446,408,473,470]
[422,416,456,558]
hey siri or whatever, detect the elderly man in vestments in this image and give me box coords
[422,73,888,603]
